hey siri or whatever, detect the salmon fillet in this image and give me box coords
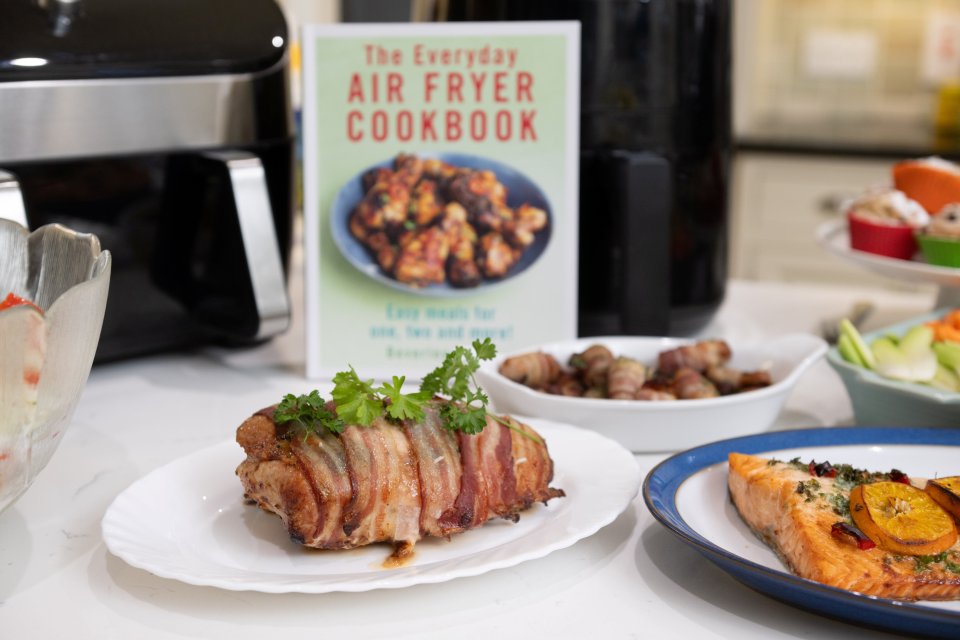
[728,452,960,600]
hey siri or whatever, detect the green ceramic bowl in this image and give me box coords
[826,308,960,426]
[917,234,960,268]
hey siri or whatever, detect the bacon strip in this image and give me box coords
[438,430,488,532]
[235,401,564,551]
[292,431,350,545]
[405,407,462,537]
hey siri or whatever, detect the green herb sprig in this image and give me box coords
[274,339,525,439]
[274,390,345,436]
[420,339,497,435]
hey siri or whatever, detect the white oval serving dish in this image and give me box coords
[477,335,827,453]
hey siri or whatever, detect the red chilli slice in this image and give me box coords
[831,521,877,550]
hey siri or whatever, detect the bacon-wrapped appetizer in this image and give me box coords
[498,352,562,389]
[657,339,732,375]
[236,401,564,558]
[499,340,772,400]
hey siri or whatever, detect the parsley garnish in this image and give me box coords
[274,390,344,436]
[272,339,535,440]
[379,375,432,422]
[329,367,434,426]
[421,339,496,435]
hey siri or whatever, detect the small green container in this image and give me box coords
[917,234,960,268]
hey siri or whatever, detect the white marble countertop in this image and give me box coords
[0,273,942,639]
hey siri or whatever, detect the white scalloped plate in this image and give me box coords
[102,418,640,593]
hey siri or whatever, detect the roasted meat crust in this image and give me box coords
[236,404,564,550]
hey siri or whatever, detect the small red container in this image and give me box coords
[847,211,918,260]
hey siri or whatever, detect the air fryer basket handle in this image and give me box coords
[201,150,290,340]
[615,151,672,335]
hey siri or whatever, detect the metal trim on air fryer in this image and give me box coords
[0,65,287,163]
[204,151,290,340]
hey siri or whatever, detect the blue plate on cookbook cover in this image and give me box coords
[644,427,960,639]
[329,152,552,297]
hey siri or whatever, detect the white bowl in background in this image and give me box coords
[477,335,827,453]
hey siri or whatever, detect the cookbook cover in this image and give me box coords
[302,22,580,378]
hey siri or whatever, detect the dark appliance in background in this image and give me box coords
[0,0,294,361]
[348,0,732,336]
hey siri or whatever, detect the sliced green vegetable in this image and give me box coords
[927,363,960,392]
[839,319,876,369]
[838,333,866,368]
[899,325,935,358]
[872,334,937,382]
[934,341,960,376]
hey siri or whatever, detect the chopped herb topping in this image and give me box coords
[772,457,894,491]
[796,479,822,502]
[913,552,960,574]
[827,491,850,517]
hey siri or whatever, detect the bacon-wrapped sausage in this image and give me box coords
[671,367,720,400]
[498,352,562,389]
[607,356,647,400]
[705,366,773,395]
[657,340,732,375]
[570,344,614,389]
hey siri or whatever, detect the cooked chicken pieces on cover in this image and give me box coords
[348,153,548,288]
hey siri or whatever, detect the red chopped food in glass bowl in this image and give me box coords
[0,292,42,314]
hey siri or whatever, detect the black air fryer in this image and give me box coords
[0,0,294,361]
[363,0,732,336]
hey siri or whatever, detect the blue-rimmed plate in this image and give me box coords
[644,427,960,639]
[330,152,552,297]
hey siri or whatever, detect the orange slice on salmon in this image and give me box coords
[926,477,960,521]
[850,481,958,556]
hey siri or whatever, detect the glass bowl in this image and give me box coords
[0,219,111,512]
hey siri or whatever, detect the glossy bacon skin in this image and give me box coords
[236,403,564,550]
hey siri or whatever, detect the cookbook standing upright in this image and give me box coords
[302,22,580,378]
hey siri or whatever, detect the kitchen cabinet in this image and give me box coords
[730,151,937,294]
